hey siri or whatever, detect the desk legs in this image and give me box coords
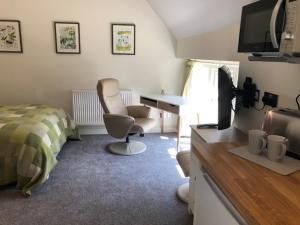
[160,110,165,134]
[160,110,180,151]
[177,116,181,152]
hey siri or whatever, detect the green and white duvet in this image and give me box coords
[0,105,79,196]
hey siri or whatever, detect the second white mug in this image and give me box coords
[267,135,287,162]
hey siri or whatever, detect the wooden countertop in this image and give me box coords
[191,126,300,225]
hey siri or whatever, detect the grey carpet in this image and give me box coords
[0,133,193,225]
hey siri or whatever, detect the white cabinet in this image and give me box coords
[190,151,246,225]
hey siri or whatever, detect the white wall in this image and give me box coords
[0,0,184,133]
[177,25,300,132]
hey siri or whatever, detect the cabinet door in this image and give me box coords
[193,172,245,225]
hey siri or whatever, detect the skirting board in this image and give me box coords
[78,125,177,135]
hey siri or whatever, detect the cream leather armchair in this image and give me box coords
[97,78,156,155]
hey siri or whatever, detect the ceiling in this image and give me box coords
[146,0,256,39]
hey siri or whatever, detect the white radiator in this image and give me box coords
[72,89,133,126]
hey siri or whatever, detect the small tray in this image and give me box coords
[229,146,300,175]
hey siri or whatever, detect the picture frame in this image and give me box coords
[0,20,23,53]
[54,22,81,54]
[111,23,135,55]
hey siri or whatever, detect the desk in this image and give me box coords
[190,126,300,225]
[140,94,187,150]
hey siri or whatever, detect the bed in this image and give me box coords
[0,105,79,196]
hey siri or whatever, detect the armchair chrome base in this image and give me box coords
[176,182,189,203]
[108,141,146,156]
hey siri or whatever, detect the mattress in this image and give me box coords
[0,105,79,196]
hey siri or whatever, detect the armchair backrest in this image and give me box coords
[97,78,128,115]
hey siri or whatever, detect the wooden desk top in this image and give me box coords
[191,126,300,225]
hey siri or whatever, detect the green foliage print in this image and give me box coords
[59,26,77,49]
[116,31,132,51]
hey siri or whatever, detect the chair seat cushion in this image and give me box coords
[176,151,190,177]
[130,118,156,134]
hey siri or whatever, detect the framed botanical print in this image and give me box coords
[111,24,135,55]
[0,20,23,53]
[54,22,81,54]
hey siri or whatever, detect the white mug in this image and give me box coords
[267,135,287,162]
[248,130,267,154]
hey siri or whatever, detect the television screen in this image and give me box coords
[218,66,234,130]
[196,66,234,130]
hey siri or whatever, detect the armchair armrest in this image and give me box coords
[127,105,151,118]
[103,114,135,139]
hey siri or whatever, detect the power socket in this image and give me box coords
[262,92,278,107]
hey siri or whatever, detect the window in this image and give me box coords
[181,60,239,136]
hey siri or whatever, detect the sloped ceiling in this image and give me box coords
[146,0,256,39]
